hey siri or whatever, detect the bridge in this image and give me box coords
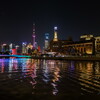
[0,55,31,58]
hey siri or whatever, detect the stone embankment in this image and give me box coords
[31,56,100,61]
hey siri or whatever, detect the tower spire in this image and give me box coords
[32,23,36,48]
[53,26,58,41]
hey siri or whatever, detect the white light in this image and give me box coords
[54,27,57,30]
[3,44,7,46]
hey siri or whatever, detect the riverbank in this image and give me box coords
[31,56,100,61]
[0,55,100,61]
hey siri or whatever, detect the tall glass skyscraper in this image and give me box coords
[44,33,49,49]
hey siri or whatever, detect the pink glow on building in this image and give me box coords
[12,49,17,55]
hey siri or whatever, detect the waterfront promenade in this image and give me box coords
[0,54,100,61]
[31,56,100,61]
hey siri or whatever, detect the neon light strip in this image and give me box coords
[0,55,31,58]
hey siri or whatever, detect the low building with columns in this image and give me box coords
[48,29,98,55]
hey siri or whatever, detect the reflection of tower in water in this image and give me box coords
[42,60,50,83]
[26,59,37,87]
[48,60,60,95]
[0,59,4,73]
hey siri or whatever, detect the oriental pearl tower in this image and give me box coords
[32,23,36,49]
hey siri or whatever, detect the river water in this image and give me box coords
[0,58,100,100]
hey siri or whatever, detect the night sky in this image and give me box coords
[0,1,100,48]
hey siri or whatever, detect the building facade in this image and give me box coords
[48,32,97,55]
[49,39,95,55]
[94,36,100,54]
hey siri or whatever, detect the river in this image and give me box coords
[0,58,100,100]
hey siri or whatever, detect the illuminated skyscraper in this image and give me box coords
[2,44,9,52]
[32,23,36,48]
[22,42,27,54]
[27,43,33,54]
[53,27,58,41]
[45,33,49,49]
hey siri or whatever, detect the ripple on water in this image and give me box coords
[0,59,100,99]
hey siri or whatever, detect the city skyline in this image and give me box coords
[0,1,100,48]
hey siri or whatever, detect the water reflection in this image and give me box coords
[0,59,4,73]
[75,61,100,94]
[0,58,100,98]
[42,60,50,83]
